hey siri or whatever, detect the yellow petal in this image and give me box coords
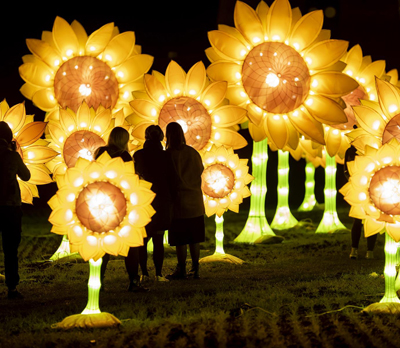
[353,105,385,137]
[266,115,288,149]
[165,60,186,96]
[212,105,247,127]
[26,39,62,70]
[205,47,223,64]
[212,128,247,150]
[304,40,348,70]
[92,108,112,134]
[201,81,227,110]
[206,61,242,84]
[79,235,102,262]
[103,31,135,67]
[289,10,323,51]
[3,102,26,134]
[342,44,363,75]
[359,60,386,87]
[32,88,58,112]
[256,1,270,34]
[144,74,168,104]
[185,62,207,99]
[311,71,359,98]
[248,122,267,141]
[52,17,80,58]
[19,62,54,88]
[20,83,39,101]
[225,86,248,107]
[266,0,292,42]
[246,104,263,126]
[48,121,67,147]
[131,122,153,141]
[130,99,160,120]
[19,181,33,205]
[22,146,58,164]
[208,30,248,61]
[289,108,325,145]
[27,165,52,185]
[305,95,347,125]
[17,122,46,147]
[102,233,123,256]
[59,108,77,133]
[325,128,342,157]
[85,23,114,57]
[375,77,400,120]
[387,69,399,85]
[114,54,153,83]
[71,20,88,52]
[234,1,264,45]
[386,223,400,243]
[348,205,366,220]
[49,207,73,226]
[364,217,385,237]
[76,102,92,129]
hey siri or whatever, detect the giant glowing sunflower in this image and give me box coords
[201,145,253,217]
[347,77,400,154]
[46,101,135,176]
[48,152,155,261]
[19,17,153,116]
[206,0,358,150]
[340,140,400,242]
[128,60,247,153]
[0,100,57,204]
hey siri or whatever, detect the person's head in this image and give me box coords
[0,121,13,144]
[145,125,164,142]
[108,127,130,151]
[166,122,186,150]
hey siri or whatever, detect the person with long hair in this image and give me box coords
[133,125,173,283]
[165,122,205,279]
[94,126,148,292]
[0,121,31,299]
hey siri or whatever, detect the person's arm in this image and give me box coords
[15,153,31,181]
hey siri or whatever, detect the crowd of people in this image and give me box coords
[0,121,206,298]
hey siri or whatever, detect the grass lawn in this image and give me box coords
[0,204,397,348]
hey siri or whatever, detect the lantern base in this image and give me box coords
[52,312,121,330]
[200,253,244,264]
[362,302,400,315]
[254,235,284,244]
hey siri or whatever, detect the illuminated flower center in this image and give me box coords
[159,97,212,151]
[54,56,119,113]
[76,181,127,232]
[201,163,235,199]
[382,114,400,145]
[369,166,400,216]
[242,42,311,114]
[63,130,106,168]
[333,86,367,130]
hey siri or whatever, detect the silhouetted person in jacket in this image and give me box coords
[0,121,31,299]
[133,125,173,283]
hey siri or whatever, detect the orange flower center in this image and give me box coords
[63,130,106,168]
[159,97,212,151]
[369,166,400,216]
[201,163,235,199]
[76,181,127,232]
[54,56,119,113]
[242,42,311,114]
[382,114,400,144]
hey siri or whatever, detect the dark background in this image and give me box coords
[0,0,399,209]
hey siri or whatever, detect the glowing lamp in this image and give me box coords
[128,61,247,154]
[200,145,253,264]
[50,152,155,329]
[19,16,153,117]
[0,100,56,204]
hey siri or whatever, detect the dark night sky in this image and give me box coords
[0,0,399,208]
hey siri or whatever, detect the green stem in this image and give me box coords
[316,154,347,233]
[380,232,400,303]
[298,160,317,212]
[234,139,275,243]
[81,258,102,315]
[50,235,73,261]
[214,215,225,255]
[271,150,298,230]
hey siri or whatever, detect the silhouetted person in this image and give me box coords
[95,127,148,292]
[133,125,173,283]
[165,122,205,279]
[0,121,30,299]
[344,144,377,259]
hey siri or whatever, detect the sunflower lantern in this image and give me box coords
[19,17,153,118]
[50,152,155,328]
[206,0,357,243]
[199,145,253,264]
[0,100,57,204]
